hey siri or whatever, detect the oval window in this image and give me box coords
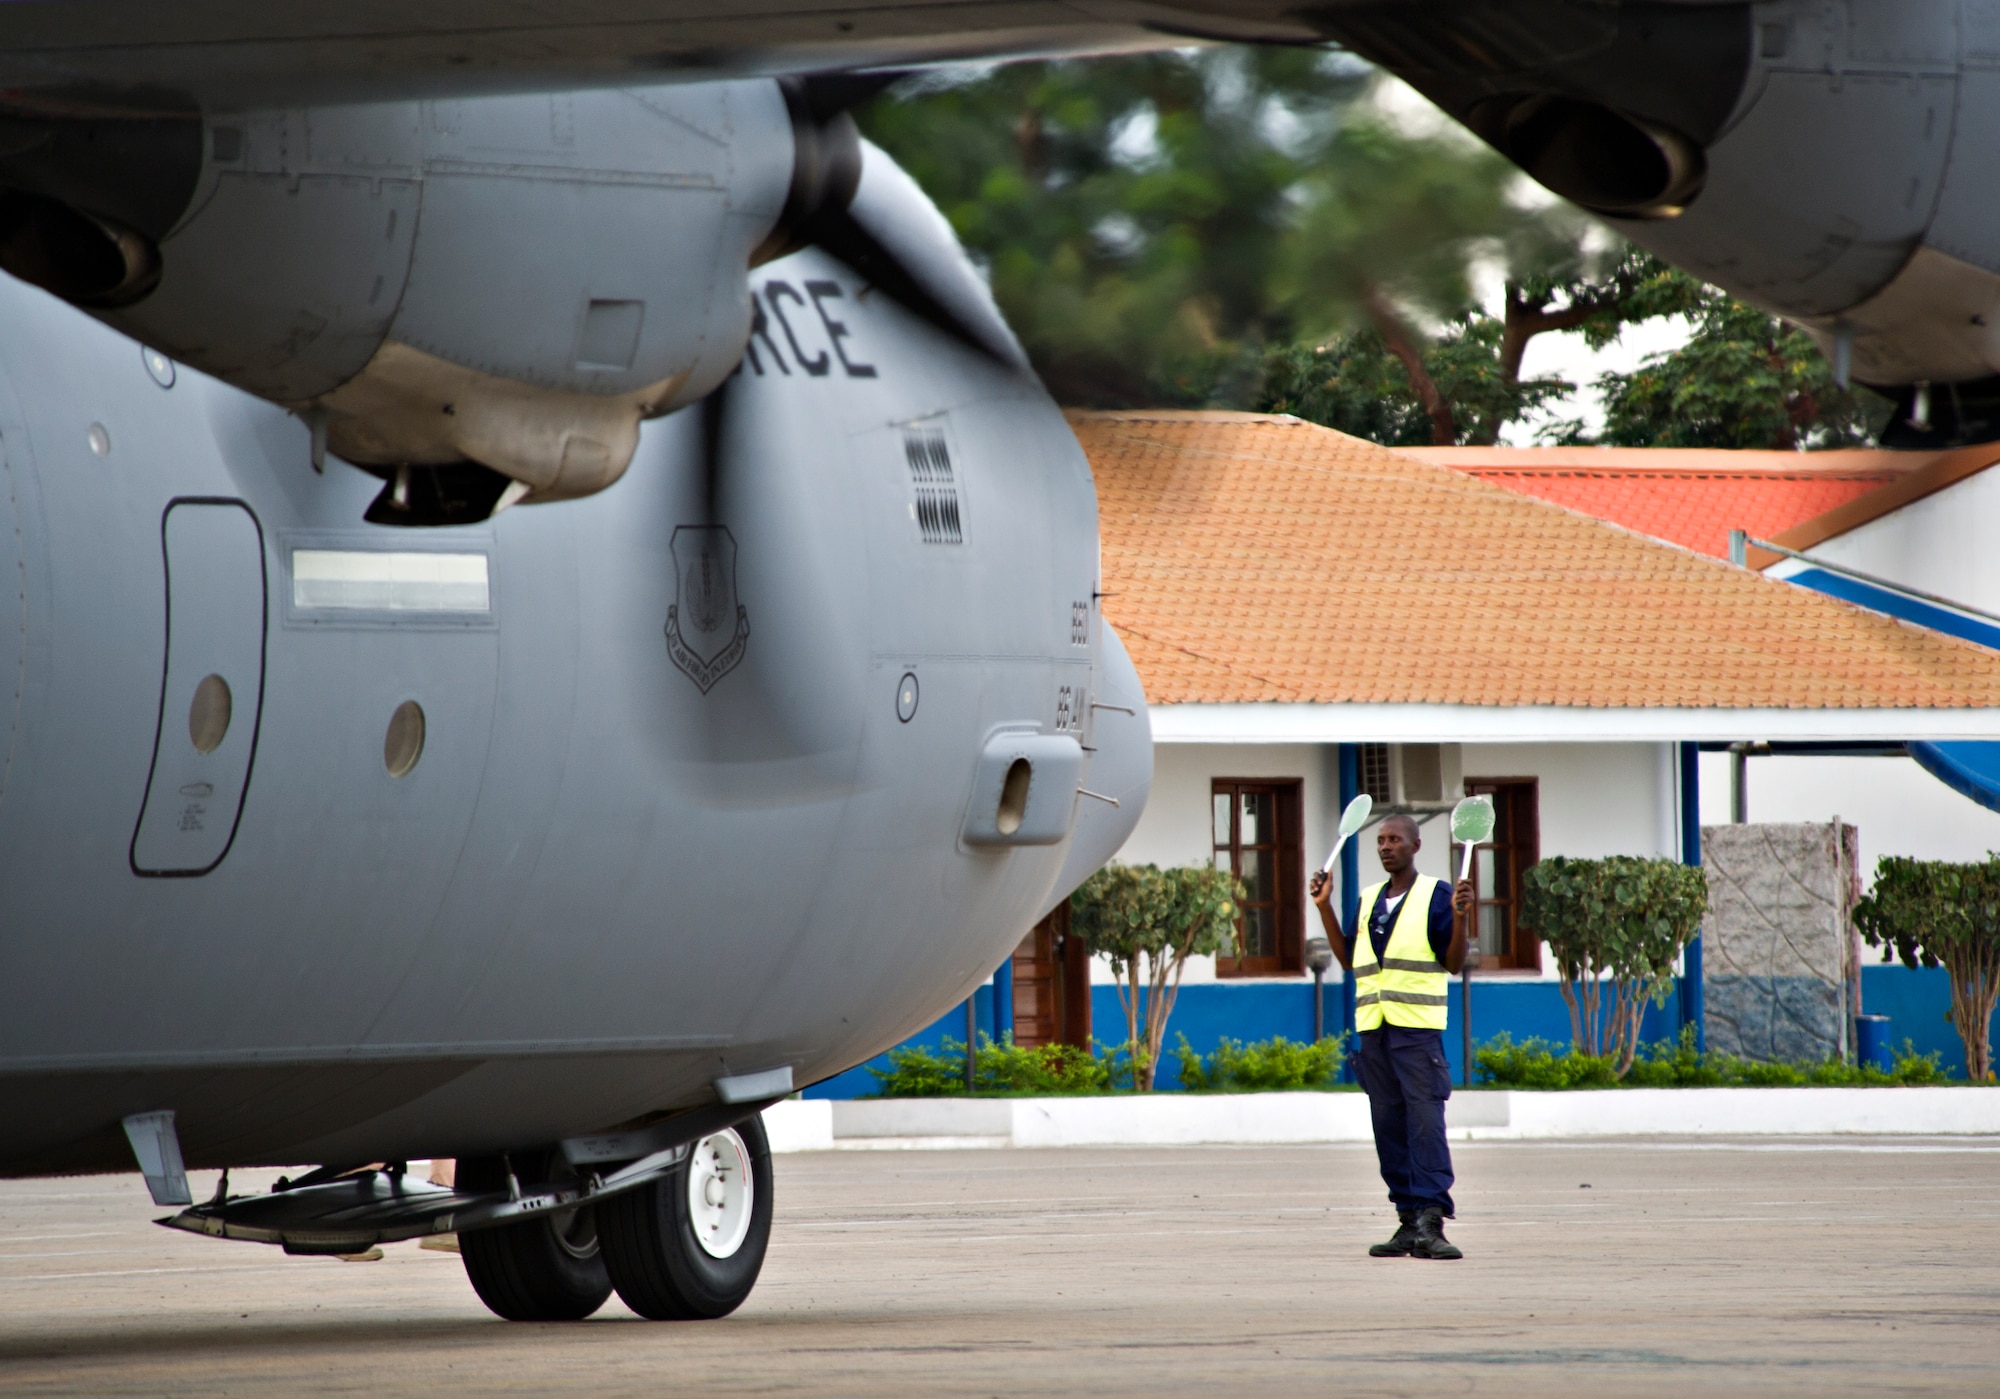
[995,757,1032,836]
[187,674,231,754]
[384,700,425,778]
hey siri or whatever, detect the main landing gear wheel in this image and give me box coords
[598,1112,774,1320]
[457,1152,612,1321]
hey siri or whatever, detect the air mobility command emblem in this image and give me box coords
[665,525,750,693]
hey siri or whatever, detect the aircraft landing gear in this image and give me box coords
[598,1114,774,1319]
[456,1152,612,1321]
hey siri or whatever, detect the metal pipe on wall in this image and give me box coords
[1680,741,1705,1054]
[993,958,1013,1045]
[964,995,977,1091]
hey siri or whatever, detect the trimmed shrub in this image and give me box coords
[1854,855,2000,1082]
[1174,1033,1347,1092]
[1479,1027,1947,1089]
[1520,855,1707,1077]
[868,1035,1127,1097]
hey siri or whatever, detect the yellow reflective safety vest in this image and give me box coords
[1352,875,1449,1031]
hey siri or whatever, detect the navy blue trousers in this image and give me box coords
[1354,1025,1455,1216]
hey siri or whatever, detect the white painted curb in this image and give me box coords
[817,1087,2000,1148]
[762,1098,835,1153]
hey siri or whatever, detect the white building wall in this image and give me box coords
[1805,467,2000,611]
[1114,737,1678,985]
[1110,742,1333,985]
[1458,742,1678,862]
[1697,749,2000,962]
[1744,465,2000,948]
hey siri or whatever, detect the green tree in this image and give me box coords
[1595,285,1891,448]
[1260,250,1698,446]
[1854,856,2000,1082]
[1259,314,1576,447]
[1520,855,1709,1077]
[1069,863,1243,1090]
[860,52,1529,407]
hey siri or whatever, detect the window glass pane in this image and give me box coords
[1213,850,1232,875]
[1475,846,1496,894]
[1241,791,1270,846]
[1478,903,1507,956]
[1213,793,1232,846]
[1240,849,1272,901]
[1243,905,1276,959]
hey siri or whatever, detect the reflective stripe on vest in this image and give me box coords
[1352,875,1448,1031]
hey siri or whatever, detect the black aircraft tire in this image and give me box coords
[456,1154,613,1322]
[599,1113,774,1320]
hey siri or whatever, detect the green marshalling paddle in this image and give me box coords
[1451,794,1495,882]
[1320,793,1374,875]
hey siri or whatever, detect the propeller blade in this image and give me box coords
[697,373,730,525]
[756,71,1022,370]
[805,201,1014,367]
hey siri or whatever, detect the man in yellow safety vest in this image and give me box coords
[1309,813,1475,1260]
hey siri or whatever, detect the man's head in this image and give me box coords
[1376,813,1421,875]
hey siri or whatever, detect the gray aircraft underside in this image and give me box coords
[5,1,1997,433]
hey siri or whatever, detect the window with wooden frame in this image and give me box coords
[1211,779,1304,978]
[1461,777,1539,972]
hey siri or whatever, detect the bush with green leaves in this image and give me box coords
[1520,855,1707,1077]
[868,1034,1133,1097]
[1473,1033,1619,1090]
[1853,855,2000,1083]
[1173,1033,1347,1092]
[1476,1028,1947,1089]
[1070,863,1243,1090]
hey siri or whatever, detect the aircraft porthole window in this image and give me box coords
[187,674,232,754]
[896,672,919,722]
[996,758,1032,836]
[383,700,425,778]
[142,348,176,389]
[86,423,110,457]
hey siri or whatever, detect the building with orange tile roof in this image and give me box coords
[1068,411,2000,1041]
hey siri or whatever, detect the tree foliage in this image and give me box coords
[1853,856,2000,1082]
[865,53,1888,447]
[1520,856,1708,1077]
[1069,863,1243,1090]
[860,51,1527,408]
[1594,286,1892,449]
[1259,315,1574,446]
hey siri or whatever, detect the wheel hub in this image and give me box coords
[686,1128,753,1259]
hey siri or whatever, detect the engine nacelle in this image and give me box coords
[0,82,803,506]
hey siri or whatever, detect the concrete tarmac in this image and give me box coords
[1,1139,1996,1395]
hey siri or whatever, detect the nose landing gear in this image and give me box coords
[456,1112,774,1322]
[456,1152,612,1321]
[599,1116,774,1319]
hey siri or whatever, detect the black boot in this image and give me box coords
[1409,1207,1462,1260]
[1368,1211,1418,1257]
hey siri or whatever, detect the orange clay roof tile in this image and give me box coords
[1394,445,1934,559]
[1072,412,2000,710]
